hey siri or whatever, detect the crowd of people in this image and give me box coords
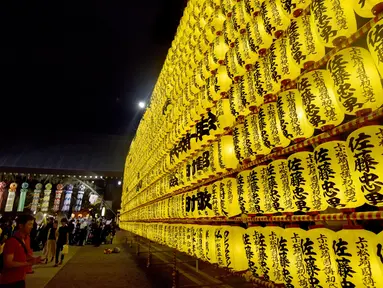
[0,215,117,288]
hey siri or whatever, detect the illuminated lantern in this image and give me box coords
[219,135,240,170]
[244,113,272,157]
[255,165,274,214]
[194,225,206,260]
[253,57,279,102]
[347,125,383,207]
[287,15,325,70]
[247,15,274,55]
[250,226,272,280]
[221,0,236,17]
[260,0,290,39]
[41,183,52,212]
[242,70,263,111]
[303,227,341,287]
[222,226,249,271]
[276,89,314,143]
[281,226,310,287]
[204,226,217,263]
[225,47,247,81]
[281,0,312,17]
[234,34,259,70]
[258,103,291,151]
[233,123,256,163]
[264,226,284,284]
[327,47,383,116]
[288,151,327,212]
[210,65,232,102]
[244,0,262,17]
[353,0,383,17]
[62,184,73,212]
[215,98,236,135]
[209,141,227,175]
[17,182,29,212]
[210,181,223,217]
[5,183,17,212]
[242,226,261,277]
[367,19,383,78]
[229,77,251,120]
[31,183,42,213]
[232,0,252,34]
[214,226,228,267]
[220,177,241,218]
[314,141,365,209]
[268,36,301,88]
[311,0,357,47]
[267,159,295,213]
[199,185,215,218]
[223,18,237,48]
[209,7,227,34]
[297,70,345,131]
[237,169,265,215]
[211,35,229,70]
[335,228,383,287]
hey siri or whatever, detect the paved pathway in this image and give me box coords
[42,232,153,288]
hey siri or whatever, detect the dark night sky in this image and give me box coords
[2,0,185,142]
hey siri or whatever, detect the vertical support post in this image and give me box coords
[195,259,199,273]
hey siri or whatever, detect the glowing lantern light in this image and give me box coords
[234,34,259,71]
[222,226,249,272]
[347,125,383,207]
[268,36,301,88]
[297,69,345,131]
[194,225,206,260]
[247,15,274,55]
[5,183,17,212]
[237,169,266,215]
[244,0,262,17]
[219,135,240,170]
[327,47,383,116]
[260,0,291,39]
[242,226,261,277]
[258,102,291,151]
[223,18,237,48]
[215,98,236,135]
[281,0,312,18]
[220,177,242,218]
[229,77,251,120]
[314,141,365,209]
[367,19,383,78]
[225,46,247,82]
[210,181,223,217]
[287,151,327,212]
[209,7,227,34]
[250,226,272,280]
[311,0,357,47]
[233,123,247,163]
[242,70,263,112]
[267,159,295,213]
[232,0,252,34]
[281,226,310,287]
[353,0,383,18]
[264,225,284,284]
[211,35,230,70]
[210,65,232,102]
[335,228,383,287]
[276,89,314,143]
[221,0,236,17]
[287,15,325,70]
[255,165,274,214]
[204,226,217,263]
[209,141,227,175]
[214,226,228,267]
[244,113,272,156]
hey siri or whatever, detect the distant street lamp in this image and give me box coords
[138,101,146,109]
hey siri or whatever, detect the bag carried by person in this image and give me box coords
[62,244,69,255]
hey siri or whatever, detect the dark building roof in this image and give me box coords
[0,134,130,176]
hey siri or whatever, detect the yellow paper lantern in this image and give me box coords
[264,225,284,284]
[242,70,264,111]
[203,225,217,264]
[194,225,206,260]
[247,15,274,55]
[221,0,236,17]
[287,15,326,70]
[367,19,383,78]
[297,69,345,131]
[210,6,227,34]
[237,169,266,215]
[335,228,383,287]
[267,159,295,213]
[258,102,291,150]
[287,151,327,212]
[255,165,274,214]
[311,0,357,47]
[185,224,194,256]
[229,77,251,120]
[250,226,273,281]
[281,226,310,287]
[253,56,279,101]
[260,0,291,39]
[234,34,259,71]
[242,226,261,277]
[244,0,262,17]
[211,35,230,69]
[353,0,383,17]
[268,36,301,87]
[281,0,312,18]
[327,47,383,116]
[209,141,227,175]
[232,0,252,34]
[220,177,242,218]
[210,181,223,217]
[215,98,236,135]
[233,123,247,163]
[210,65,232,101]
[223,18,237,48]
[219,135,240,170]
[276,89,315,143]
[347,125,383,207]
[225,46,247,81]
[222,226,249,271]
[244,113,272,156]
[214,225,228,267]
[314,141,365,209]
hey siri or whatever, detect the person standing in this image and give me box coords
[54,219,69,267]
[0,215,41,288]
[43,221,57,263]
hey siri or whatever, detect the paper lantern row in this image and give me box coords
[121,221,383,288]
[123,0,383,187]
[124,124,383,215]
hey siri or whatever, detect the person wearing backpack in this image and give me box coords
[0,215,42,288]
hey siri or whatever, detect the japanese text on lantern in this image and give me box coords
[356,237,375,287]
[334,143,356,203]
[333,238,356,288]
[289,157,310,211]
[243,233,258,276]
[317,234,338,288]
[368,24,383,64]
[292,232,309,287]
[303,238,320,286]
[248,170,264,213]
[278,236,293,287]
[300,77,324,128]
